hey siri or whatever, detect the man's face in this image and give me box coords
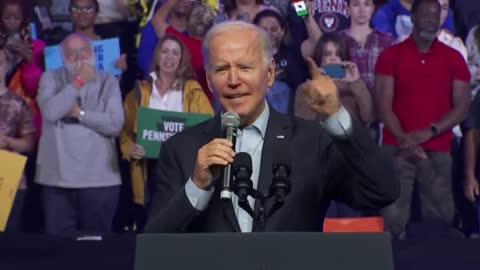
[173,0,192,16]
[412,1,440,41]
[206,29,275,127]
[62,36,95,73]
[70,0,97,30]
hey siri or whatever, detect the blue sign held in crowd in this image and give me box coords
[43,38,121,76]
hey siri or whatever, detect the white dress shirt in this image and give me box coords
[148,72,183,112]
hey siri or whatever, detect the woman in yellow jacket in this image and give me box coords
[120,35,213,222]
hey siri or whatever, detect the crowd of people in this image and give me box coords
[1,0,480,239]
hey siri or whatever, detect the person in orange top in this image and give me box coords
[119,34,213,231]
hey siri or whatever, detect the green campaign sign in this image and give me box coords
[136,108,212,158]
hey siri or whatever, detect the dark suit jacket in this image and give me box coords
[144,108,399,233]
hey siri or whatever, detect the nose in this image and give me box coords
[227,68,240,89]
[73,53,84,62]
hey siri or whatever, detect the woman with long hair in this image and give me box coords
[296,33,374,126]
[119,35,213,231]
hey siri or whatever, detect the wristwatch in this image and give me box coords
[79,110,86,121]
[430,124,439,137]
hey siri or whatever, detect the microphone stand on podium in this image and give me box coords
[136,153,394,270]
[232,152,291,232]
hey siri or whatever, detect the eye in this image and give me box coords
[239,65,252,71]
[215,66,228,73]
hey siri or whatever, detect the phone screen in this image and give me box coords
[291,0,308,17]
[322,64,346,79]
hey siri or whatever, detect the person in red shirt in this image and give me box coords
[152,0,216,103]
[375,0,471,239]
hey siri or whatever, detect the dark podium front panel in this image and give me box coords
[135,232,393,270]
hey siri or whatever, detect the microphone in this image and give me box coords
[232,152,255,218]
[269,147,291,203]
[232,152,253,201]
[220,111,240,200]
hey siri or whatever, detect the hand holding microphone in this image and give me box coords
[192,112,239,191]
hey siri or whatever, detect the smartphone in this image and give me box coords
[291,0,308,17]
[322,64,346,79]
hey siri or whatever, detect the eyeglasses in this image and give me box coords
[71,6,96,14]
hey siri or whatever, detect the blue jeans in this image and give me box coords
[42,186,120,236]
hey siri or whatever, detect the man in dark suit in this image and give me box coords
[144,21,399,233]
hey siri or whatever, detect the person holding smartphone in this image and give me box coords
[0,0,45,140]
[295,33,375,127]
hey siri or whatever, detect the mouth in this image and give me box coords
[163,62,175,68]
[224,93,249,100]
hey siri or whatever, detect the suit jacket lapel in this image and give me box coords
[202,114,241,232]
[253,108,292,231]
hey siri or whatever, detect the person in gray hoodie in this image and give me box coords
[35,33,124,236]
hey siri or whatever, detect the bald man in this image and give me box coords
[36,33,124,236]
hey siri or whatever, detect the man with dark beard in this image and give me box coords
[375,0,471,239]
[35,33,124,236]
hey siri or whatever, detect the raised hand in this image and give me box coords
[302,57,340,119]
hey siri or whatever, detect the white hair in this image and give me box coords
[202,21,273,71]
[60,33,94,63]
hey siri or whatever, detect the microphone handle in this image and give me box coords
[220,126,237,200]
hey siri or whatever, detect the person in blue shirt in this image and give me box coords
[372,0,454,39]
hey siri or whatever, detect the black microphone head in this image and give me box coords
[233,152,252,177]
[221,111,240,128]
[272,147,291,176]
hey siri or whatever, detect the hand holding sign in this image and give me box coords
[129,144,146,160]
[115,54,128,72]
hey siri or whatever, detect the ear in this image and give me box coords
[266,59,275,87]
[205,69,215,94]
